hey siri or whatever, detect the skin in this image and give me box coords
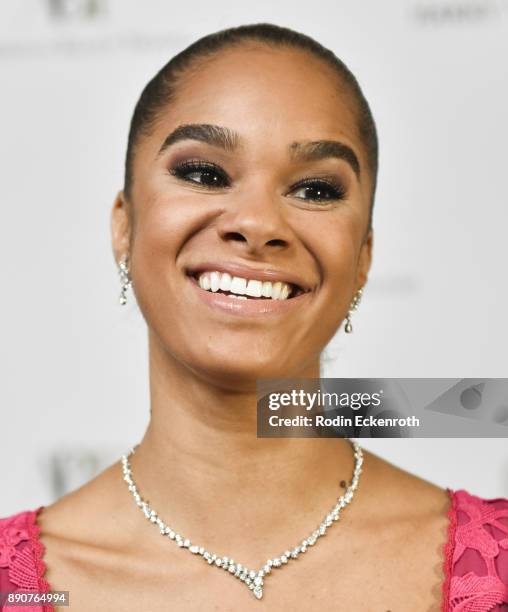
[37,44,450,611]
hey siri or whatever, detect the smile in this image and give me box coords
[194,271,303,300]
[185,265,313,316]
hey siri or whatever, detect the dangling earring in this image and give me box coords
[344,287,363,333]
[118,254,132,306]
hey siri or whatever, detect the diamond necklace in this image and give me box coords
[121,439,363,601]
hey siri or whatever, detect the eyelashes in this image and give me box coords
[169,159,347,203]
[290,177,347,202]
[170,160,230,189]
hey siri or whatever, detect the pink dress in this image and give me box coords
[1,489,507,611]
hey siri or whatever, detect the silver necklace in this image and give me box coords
[121,439,363,601]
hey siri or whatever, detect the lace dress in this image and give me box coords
[1,489,507,611]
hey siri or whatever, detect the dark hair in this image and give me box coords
[124,23,378,228]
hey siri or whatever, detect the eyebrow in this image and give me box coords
[158,123,361,178]
[158,123,239,155]
[289,140,360,178]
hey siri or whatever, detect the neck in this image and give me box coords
[129,331,356,560]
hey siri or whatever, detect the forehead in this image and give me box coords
[148,44,364,164]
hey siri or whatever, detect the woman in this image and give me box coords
[1,23,507,612]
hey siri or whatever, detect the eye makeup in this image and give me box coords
[288,175,347,202]
[166,153,351,203]
[169,159,231,189]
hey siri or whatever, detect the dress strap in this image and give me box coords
[0,507,53,612]
[445,489,508,611]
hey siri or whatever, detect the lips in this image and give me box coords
[184,262,313,317]
[185,261,312,296]
[187,277,312,316]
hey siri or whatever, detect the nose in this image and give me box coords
[216,188,293,256]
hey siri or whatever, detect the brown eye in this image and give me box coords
[291,179,346,202]
[171,161,230,188]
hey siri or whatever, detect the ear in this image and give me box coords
[111,190,132,265]
[356,228,373,289]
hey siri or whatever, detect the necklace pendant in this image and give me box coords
[252,586,263,599]
[248,574,263,599]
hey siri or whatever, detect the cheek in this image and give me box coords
[128,194,191,316]
[323,233,358,290]
[312,216,360,330]
[306,213,360,293]
[131,189,207,271]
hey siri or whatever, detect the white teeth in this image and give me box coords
[245,279,262,297]
[280,283,290,300]
[271,281,282,300]
[229,294,248,300]
[210,271,220,292]
[261,281,272,298]
[198,273,211,291]
[195,271,295,300]
[230,276,247,295]
[219,272,232,292]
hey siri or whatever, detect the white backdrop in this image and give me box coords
[1,0,507,516]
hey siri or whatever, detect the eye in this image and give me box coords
[290,178,346,202]
[170,160,230,188]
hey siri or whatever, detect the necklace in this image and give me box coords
[121,439,363,601]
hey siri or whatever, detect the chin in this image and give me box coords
[186,349,302,391]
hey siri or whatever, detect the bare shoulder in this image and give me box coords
[351,447,453,559]
[356,448,452,573]
[339,448,452,611]
[36,460,145,582]
[35,462,194,611]
[359,446,451,518]
[37,460,127,543]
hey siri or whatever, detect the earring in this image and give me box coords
[118,254,132,306]
[344,287,363,333]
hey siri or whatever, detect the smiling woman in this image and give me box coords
[1,23,507,612]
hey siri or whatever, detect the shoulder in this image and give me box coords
[360,452,508,609]
[0,507,50,595]
[445,489,508,610]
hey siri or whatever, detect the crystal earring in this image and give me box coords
[344,287,363,333]
[118,254,132,306]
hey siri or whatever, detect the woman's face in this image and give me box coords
[112,44,373,387]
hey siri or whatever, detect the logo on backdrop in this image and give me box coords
[47,0,107,20]
[413,1,503,25]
